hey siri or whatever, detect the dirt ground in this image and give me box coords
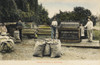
[0,38,100,60]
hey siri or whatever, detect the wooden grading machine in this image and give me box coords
[58,22,81,43]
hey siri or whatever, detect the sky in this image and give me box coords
[39,0,100,18]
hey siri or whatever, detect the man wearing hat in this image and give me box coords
[84,18,93,42]
[16,20,23,41]
[51,18,58,39]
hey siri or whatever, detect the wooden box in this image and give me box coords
[58,22,81,43]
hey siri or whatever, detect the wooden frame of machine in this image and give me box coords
[58,22,81,43]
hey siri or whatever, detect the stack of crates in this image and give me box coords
[38,25,51,35]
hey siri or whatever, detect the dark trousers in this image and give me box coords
[51,26,56,39]
[19,29,22,41]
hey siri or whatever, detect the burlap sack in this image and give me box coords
[50,39,61,58]
[0,41,14,52]
[0,36,14,52]
[44,43,51,56]
[14,31,20,40]
[33,40,45,57]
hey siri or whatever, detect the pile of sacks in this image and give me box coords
[0,35,15,52]
[33,39,61,58]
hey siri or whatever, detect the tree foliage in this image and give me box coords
[53,7,97,26]
[37,4,50,25]
[0,0,49,25]
[0,0,18,22]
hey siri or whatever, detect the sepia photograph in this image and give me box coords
[0,0,100,65]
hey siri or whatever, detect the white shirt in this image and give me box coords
[85,20,93,30]
[80,25,84,36]
[51,21,58,27]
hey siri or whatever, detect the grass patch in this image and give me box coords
[93,30,100,40]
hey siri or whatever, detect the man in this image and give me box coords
[51,18,58,39]
[84,18,93,42]
[16,20,23,41]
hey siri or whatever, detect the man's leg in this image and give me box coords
[54,27,56,39]
[19,29,22,41]
[51,27,54,39]
[90,30,93,42]
[56,28,58,39]
[87,30,90,41]
[88,30,92,42]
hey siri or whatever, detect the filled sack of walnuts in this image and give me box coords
[33,40,45,57]
[50,39,61,58]
[44,43,51,56]
[14,30,20,40]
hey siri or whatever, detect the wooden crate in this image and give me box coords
[58,22,81,43]
[38,25,51,35]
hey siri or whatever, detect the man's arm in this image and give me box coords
[56,21,58,26]
[50,21,53,27]
[16,22,18,26]
[84,22,89,27]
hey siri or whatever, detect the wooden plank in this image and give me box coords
[61,40,100,48]
[61,40,81,43]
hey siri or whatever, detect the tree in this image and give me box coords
[37,4,50,25]
[15,0,36,22]
[74,7,92,25]
[0,0,19,22]
[15,0,29,12]
[0,0,37,22]
[0,0,50,25]
[53,7,97,26]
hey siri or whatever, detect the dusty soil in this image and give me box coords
[0,38,100,60]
